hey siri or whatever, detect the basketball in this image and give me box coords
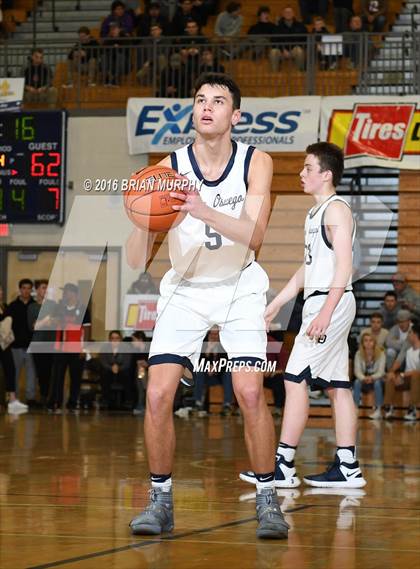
[124,165,187,232]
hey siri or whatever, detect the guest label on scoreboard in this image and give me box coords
[0,110,67,224]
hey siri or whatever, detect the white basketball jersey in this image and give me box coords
[303,195,355,299]
[169,140,255,283]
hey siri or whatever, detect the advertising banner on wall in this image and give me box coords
[0,78,24,111]
[127,96,321,155]
[320,96,420,169]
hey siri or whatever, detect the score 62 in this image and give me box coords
[30,152,61,177]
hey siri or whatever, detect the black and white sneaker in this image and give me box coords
[274,453,301,487]
[303,455,366,488]
[240,454,301,488]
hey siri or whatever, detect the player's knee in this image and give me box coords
[146,385,172,415]
[236,384,263,410]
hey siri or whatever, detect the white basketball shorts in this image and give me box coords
[148,261,269,374]
[285,291,356,389]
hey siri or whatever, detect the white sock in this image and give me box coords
[277,444,296,462]
[337,448,356,464]
[256,480,275,493]
[151,478,172,492]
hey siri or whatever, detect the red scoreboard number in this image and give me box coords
[30,152,61,178]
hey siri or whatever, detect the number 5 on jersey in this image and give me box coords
[205,224,222,250]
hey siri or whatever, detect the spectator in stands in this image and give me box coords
[127,271,159,294]
[102,23,131,86]
[359,312,388,348]
[66,26,99,87]
[385,309,412,369]
[269,6,307,72]
[22,48,58,109]
[353,332,386,420]
[27,280,56,408]
[199,46,225,74]
[136,23,167,85]
[379,291,399,329]
[214,2,242,39]
[131,330,149,415]
[333,0,353,33]
[0,285,28,414]
[247,6,279,65]
[171,0,205,36]
[298,0,328,25]
[100,0,134,37]
[345,15,365,69]
[158,51,189,97]
[312,15,337,70]
[99,330,133,410]
[383,321,420,420]
[180,19,208,83]
[361,0,387,32]
[391,272,420,320]
[136,1,169,36]
[193,327,234,416]
[48,283,91,413]
[5,279,37,407]
[402,322,420,421]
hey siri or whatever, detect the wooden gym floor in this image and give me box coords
[0,412,418,569]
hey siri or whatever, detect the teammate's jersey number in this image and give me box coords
[305,243,313,265]
[205,224,222,250]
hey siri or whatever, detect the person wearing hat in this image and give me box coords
[48,283,91,413]
[384,309,412,370]
[391,272,420,321]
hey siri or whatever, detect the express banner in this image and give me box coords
[320,96,420,169]
[127,96,321,155]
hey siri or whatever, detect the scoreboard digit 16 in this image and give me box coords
[0,110,67,224]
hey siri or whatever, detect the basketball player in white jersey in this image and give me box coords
[127,73,289,539]
[240,142,367,489]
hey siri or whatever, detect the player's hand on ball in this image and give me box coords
[264,301,281,332]
[306,311,331,342]
[169,191,207,219]
[170,189,208,219]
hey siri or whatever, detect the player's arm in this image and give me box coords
[264,263,305,330]
[306,201,353,339]
[171,149,272,251]
[125,156,172,269]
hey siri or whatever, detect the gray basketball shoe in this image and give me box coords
[130,488,174,535]
[256,488,289,539]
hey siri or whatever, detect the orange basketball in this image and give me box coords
[124,165,187,232]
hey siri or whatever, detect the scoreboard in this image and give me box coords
[0,111,67,224]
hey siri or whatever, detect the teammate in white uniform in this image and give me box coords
[240,142,367,489]
[127,73,289,539]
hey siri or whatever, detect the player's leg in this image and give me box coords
[220,263,288,538]
[303,386,366,488]
[130,273,208,535]
[233,368,275,473]
[280,380,310,446]
[130,363,182,536]
[270,377,309,488]
[239,380,304,487]
[145,363,184,474]
[233,366,289,539]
